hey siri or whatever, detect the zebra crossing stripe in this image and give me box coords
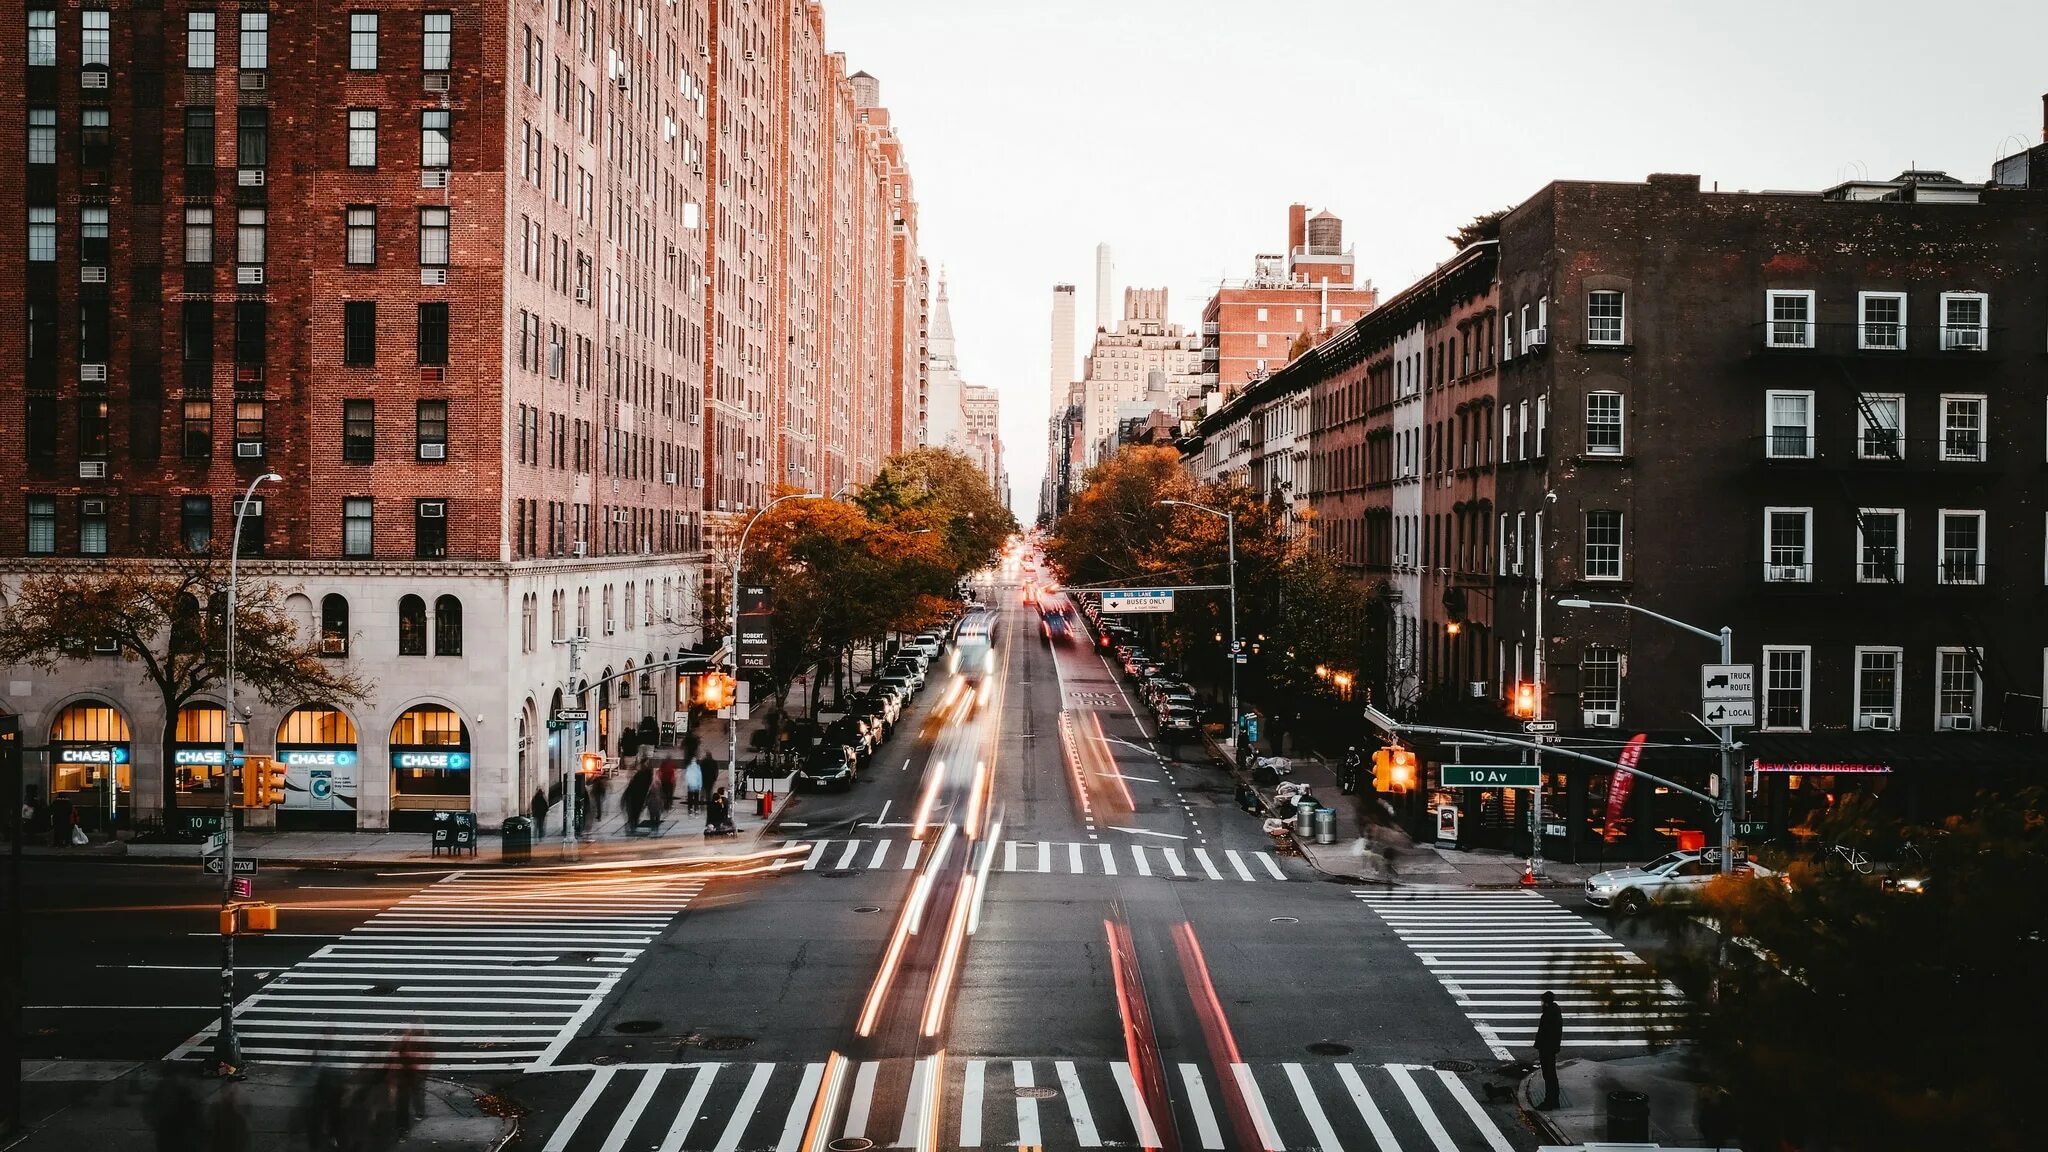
[1110,1061,1160,1147]
[1179,1062,1224,1150]
[1230,1062,1284,1151]
[710,1063,774,1152]
[894,1056,933,1149]
[1334,1062,1400,1152]
[775,1063,824,1152]
[1131,844,1151,876]
[1195,849,1226,881]
[902,841,921,869]
[543,1066,615,1152]
[1039,841,1052,873]
[1099,843,1117,876]
[803,841,828,870]
[597,1065,665,1152]
[1435,1068,1517,1152]
[789,839,1289,881]
[1164,848,1188,877]
[1256,852,1286,880]
[844,1061,878,1138]
[653,1063,717,1152]
[1012,1060,1041,1147]
[1068,842,1083,873]
[1387,1065,1457,1152]
[1055,1060,1100,1146]
[1225,850,1256,882]
[959,1058,985,1148]
[1004,840,1019,872]
[1283,1062,1343,1152]
[867,840,890,869]
[834,841,861,870]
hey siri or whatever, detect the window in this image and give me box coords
[421,109,451,168]
[231,300,264,365]
[239,11,268,69]
[1855,647,1901,730]
[1762,646,1810,731]
[343,301,376,365]
[28,208,56,262]
[1766,290,1814,348]
[1856,509,1905,584]
[1585,291,1625,345]
[416,400,448,459]
[235,207,265,265]
[237,107,267,169]
[419,207,449,265]
[349,12,378,69]
[233,497,266,556]
[26,497,56,555]
[1940,394,1985,461]
[1936,648,1981,727]
[181,496,212,552]
[26,396,57,460]
[80,107,109,169]
[398,594,428,655]
[423,12,453,70]
[1583,510,1623,580]
[1764,507,1813,582]
[29,107,56,165]
[347,109,377,168]
[1856,393,1904,460]
[1940,291,1988,351]
[184,107,214,167]
[81,207,109,265]
[1858,291,1905,350]
[321,595,350,653]
[186,11,216,68]
[28,10,55,67]
[342,497,373,556]
[434,595,462,656]
[81,10,110,67]
[1939,509,1985,585]
[417,303,449,365]
[234,397,263,447]
[1256,307,1268,322]
[78,497,107,555]
[415,500,447,559]
[345,207,376,265]
[181,399,212,458]
[1581,647,1621,711]
[342,399,374,462]
[181,207,213,264]
[1765,390,1813,458]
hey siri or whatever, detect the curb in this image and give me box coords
[1515,1069,1570,1145]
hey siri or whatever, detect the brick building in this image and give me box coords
[1198,204,1378,394]
[2,1,920,831]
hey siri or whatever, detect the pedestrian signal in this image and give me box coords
[261,758,288,806]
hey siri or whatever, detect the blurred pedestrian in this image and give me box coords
[573,771,591,835]
[704,787,734,835]
[392,1030,428,1130]
[1536,990,1564,1110]
[48,795,74,847]
[621,764,650,835]
[148,1071,202,1152]
[588,770,609,823]
[683,757,704,814]
[211,1082,250,1152]
[657,758,678,811]
[530,787,549,839]
[22,785,46,835]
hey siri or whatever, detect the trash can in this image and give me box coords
[1605,1089,1650,1141]
[1313,807,1336,844]
[1293,801,1315,838]
[500,816,533,864]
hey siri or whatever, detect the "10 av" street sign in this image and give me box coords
[1441,764,1540,788]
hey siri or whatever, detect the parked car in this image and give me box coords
[849,691,897,731]
[885,660,926,691]
[794,742,859,791]
[1585,849,1779,916]
[1159,706,1201,734]
[1154,691,1196,718]
[878,673,917,702]
[826,716,877,763]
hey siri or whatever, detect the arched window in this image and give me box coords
[320,594,349,655]
[398,595,427,656]
[434,595,462,656]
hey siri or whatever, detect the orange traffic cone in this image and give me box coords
[1520,862,1538,887]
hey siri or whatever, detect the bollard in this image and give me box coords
[1605,1089,1650,1142]
[1313,806,1336,845]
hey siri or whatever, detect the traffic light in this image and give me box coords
[261,758,288,806]
[700,673,733,710]
[1374,746,1417,793]
[1512,681,1538,719]
[237,760,262,808]
[1389,747,1416,792]
[580,751,605,777]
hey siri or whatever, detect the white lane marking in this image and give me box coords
[1284,1062,1344,1151]
[1230,1062,1284,1151]
[596,1066,665,1152]
[1436,1068,1516,1152]
[1038,841,1052,874]
[1003,840,1019,872]
[1055,1060,1101,1147]
[803,842,828,870]
[1068,842,1084,873]
[894,1055,932,1148]
[1256,852,1286,880]
[901,758,911,772]
[1194,849,1226,881]
[1387,1064,1458,1152]
[1225,851,1257,882]
[1163,848,1188,877]
[1110,1061,1161,1147]
[867,841,891,869]
[1099,844,1118,876]
[902,841,921,869]
[710,1063,774,1152]
[1179,1062,1224,1150]
[835,842,862,870]
[776,1062,825,1152]
[1108,826,1186,840]
[868,801,892,827]
[1131,845,1152,876]
[960,1058,985,1147]
[844,1060,878,1137]
[1334,1063,1400,1152]
[541,1066,614,1152]
[1013,1060,1042,1147]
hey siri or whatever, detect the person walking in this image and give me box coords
[621,766,649,835]
[1535,990,1564,1110]
[530,787,549,839]
[683,757,705,814]
[657,758,678,812]
[572,771,591,836]
[588,770,609,824]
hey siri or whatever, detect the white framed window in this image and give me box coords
[347,109,377,168]
[1517,400,1529,459]
[1514,511,1526,575]
[1765,389,1814,458]
[1939,394,1985,462]
[236,207,265,265]
[1856,393,1904,460]
[1938,509,1985,585]
[1255,307,1268,322]
[1939,291,1988,351]
[1581,647,1622,711]
[1254,332,1267,348]
[1766,289,1815,348]
[28,10,56,67]
[1583,510,1622,580]
[81,10,110,67]
[1858,291,1906,350]
[1764,507,1813,582]
[239,10,268,69]
[423,13,453,71]
[1500,406,1512,464]
[1854,647,1902,730]
[1586,391,1624,455]
[349,12,379,70]
[1762,645,1811,731]
[27,207,56,262]
[1586,290,1625,345]
[345,206,376,265]
[1856,508,1904,584]
[28,107,56,165]
[1498,512,1510,575]
[183,206,214,264]
[186,11,216,69]
[1535,396,1548,455]
[1935,648,1981,729]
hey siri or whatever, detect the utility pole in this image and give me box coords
[564,634,586,846]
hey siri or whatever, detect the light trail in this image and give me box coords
[967,814,1001,936]
[963,759,990,838]
[909,759,945,841]
[797,1051,848,1152]
[921,878,976,1036]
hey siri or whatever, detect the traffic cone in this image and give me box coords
[1520,862,1538,887]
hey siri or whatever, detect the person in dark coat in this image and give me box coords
[48,796,74,847]
[704,788,734,835]
[530,787,549,838]
[1535,990,1564,1109]
[588,771,608,823]
[621,764,652,835]
[572,772,591,835]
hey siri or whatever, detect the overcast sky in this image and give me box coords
[822,0,2048,518]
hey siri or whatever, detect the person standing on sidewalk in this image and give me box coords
[683,757,704,814]
[530,787,549,839]
[1535,990,1564,1110]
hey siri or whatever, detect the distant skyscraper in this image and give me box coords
[1094,243,1116,333]
[1049,285,1077,402]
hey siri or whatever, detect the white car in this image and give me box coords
[1584,849,1777,916]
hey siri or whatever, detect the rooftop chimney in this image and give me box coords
[1287,204,1308,254]
[2041,92,2047,141]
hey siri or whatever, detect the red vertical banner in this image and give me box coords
[1603,732,1648,842]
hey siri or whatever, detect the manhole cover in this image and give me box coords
[613,1020,661,1034]
[828,1140,876,1152]
[1307,1041,1353,1056]
[853,906,882,914]
[1269,916,1299,924]
[1015,1085,1060,1100]
[693,1035,754,1052]
[819,869,863,878]
[1432,1059,1477,1073]
[591,1055,617,1066]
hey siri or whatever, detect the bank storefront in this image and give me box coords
[169,704,241,806]
[389,705,472,832]
[277,706,362,831]
[48,700,133,831]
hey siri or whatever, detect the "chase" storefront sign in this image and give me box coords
[392,751,471,770]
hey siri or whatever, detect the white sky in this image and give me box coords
[821,0,2048,518]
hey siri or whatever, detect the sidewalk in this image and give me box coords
[1516,1049,1736,1149]
[10,1059,514,1151]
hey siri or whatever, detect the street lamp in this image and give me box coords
[729,493,825,788]
[1158,500,1240,758]
[214,470,280,1076]
[1555,597,1738,875]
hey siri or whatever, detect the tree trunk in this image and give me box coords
[158,708,182,822]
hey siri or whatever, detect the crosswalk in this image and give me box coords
[169,867,706,1071]
[787,837,1291,882]
[539,1056,1523,1151]
[1353,889,1686,1059]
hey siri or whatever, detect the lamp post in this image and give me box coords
[1159,500,1239,758]
[729,493,824,789]
[214,471,280,1076]
[1555,597,1738,875]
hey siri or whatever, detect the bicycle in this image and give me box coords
[1820,840,1873,876]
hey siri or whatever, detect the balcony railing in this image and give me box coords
[1753,320,2002,358]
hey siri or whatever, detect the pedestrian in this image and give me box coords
[530,787,548,838]
[22,785,46,835]
[1535,990,1564,1110]
[573,772,591,836]
[148,1071,202,1152]
[641,765,667,834]
[211,1082,250,1152]
[391,1030,428,1129]
[621,765,650,835]
[683,757,705,814]
[657,758,678,811]
[704,787,734,835]
[588,770,609,823]
[48,795,74,847]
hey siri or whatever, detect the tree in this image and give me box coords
[1043,445,1197,589]
[0,557,370,820]
[858,447,1017,575]
[1446,208,1510,250]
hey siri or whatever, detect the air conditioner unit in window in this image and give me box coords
[238,71,267,92]
[420,268,448,286]
[419,366,445,384]
[1946,714,1975,731]
[419,501,445,519]
[419,442,447,460]
[237,266,265,286]
[613,510,628,523]
[321,636,347,655]
[238,168,265,187]
[81,499,107,516]
[421,169,449,189]
[235,440,264,458]
[1946,327,1985,351]
[1468,681,1488,699]
[1525,327,1548,348]
[92,638,118,654]
[693,476,703,488]
[80,363,107,383]
[81,266,107,284]
[664,471,677,484]
[572,542,588,557]
[1771,565,1806,582]
[1583,709,1619,729]
[1866,714,1895,730]
[236,364,264,384]
[82,71,109,89]
[78,461,107,479]
[424,73,451,93]
[575,286,591,303]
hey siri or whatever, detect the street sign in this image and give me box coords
[231,877,253,899]
[553,708,589,723]
[1441,764,1540,788]
[1701,664,1755,700]
[1542,822,1568,837]
[738,586,773,670]
[1701,698,1756,727]
[202,856,259,875]
[1101,589,1175,614]
[1737,821,1769,837]
[1520,720,1559,734]
[202,832,226,855]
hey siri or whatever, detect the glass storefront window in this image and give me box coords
[390,707,470,798]
[49,702,133,794]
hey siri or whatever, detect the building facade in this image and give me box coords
[1079,288,1202,468]
[1199,204,1378,394]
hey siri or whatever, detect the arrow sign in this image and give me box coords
[1702,699,1756,727]
[1521,720,1559,734]
[202,857,259,875]
[552,708,589,723]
